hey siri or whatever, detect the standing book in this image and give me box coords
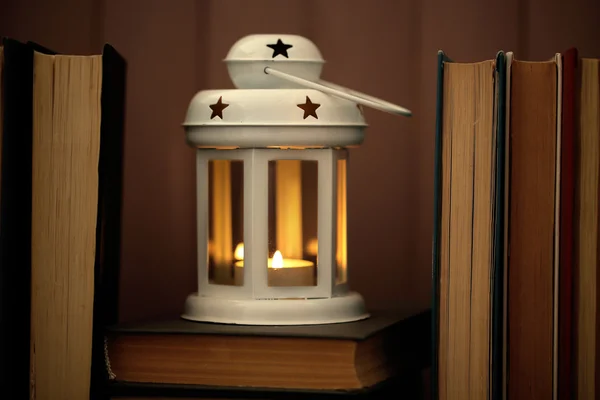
[29,44,126,400]
[0,39,126,399]
[504,52,562,400]
[431,51,507,400]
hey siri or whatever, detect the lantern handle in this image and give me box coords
[264,66,412,117]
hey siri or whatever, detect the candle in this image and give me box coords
[267,250,315,287]
[233,244,315,287]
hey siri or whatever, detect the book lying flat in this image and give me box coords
[103,309,430,395]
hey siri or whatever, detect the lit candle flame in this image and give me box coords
[272,250,283,269]
[233,243,286,269]
[234,242,244,260]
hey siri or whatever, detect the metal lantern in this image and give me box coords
[181,34,411,325]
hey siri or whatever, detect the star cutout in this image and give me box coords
[297,96,321,119]
[267,39,293,58]
[209,96,229,119]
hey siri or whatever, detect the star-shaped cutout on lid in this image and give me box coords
[297,96,321,119]
[267,38,293,58]
[209,96,229,119]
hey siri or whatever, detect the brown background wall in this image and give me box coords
[1,0,599,322]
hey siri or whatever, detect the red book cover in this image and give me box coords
[558,47,577,400]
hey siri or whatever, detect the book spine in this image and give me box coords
[90,44,127,400]
[558,47,577,400]
[492,51,507,400]
[431,50,448,400]
[0,37,34,399]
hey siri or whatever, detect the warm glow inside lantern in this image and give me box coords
[203,151,347,291]
[181,34,410,325]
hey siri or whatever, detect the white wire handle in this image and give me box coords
[264,66,412,117]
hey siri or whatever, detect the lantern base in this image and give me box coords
[181,292,369,325]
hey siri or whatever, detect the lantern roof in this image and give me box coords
[183,89,367,127]
[183,33,412,148]
[183,89,366,149]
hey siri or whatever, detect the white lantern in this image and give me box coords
[181,34,411,325]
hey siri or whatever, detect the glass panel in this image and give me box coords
[336,158,348,284]
[267,160,318,287]
[208,159,244,286]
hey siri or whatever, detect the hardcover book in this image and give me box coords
[431,51,507,400]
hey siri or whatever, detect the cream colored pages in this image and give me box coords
[30,52,102,400]
[439,60,495,400]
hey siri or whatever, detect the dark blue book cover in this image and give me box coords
[431,49,450,400]
[491,50,507,400]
